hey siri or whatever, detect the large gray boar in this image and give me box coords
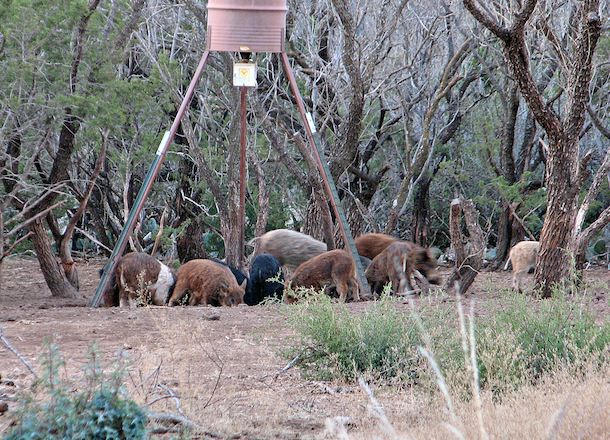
[249,229,327,270]
[505,241,539,292]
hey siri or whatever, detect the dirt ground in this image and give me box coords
[0,256,608,439]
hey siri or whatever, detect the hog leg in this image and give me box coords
[168,279,188,306]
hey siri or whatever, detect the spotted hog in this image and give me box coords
[355,233,399,260]
[365,241,441,294]
[288,250,359,302]
[168,259,246,306]
[505,241,539,292]
[249,229,327,270]
[101,252,176,307]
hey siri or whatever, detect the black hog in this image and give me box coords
[245,253,284,305]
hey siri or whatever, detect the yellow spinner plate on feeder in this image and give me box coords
[233,62,257,87]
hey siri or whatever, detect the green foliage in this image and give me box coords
[286,292,428,384]
[285,290,609,397]
[5,343,147,440]
[475,292,610,394]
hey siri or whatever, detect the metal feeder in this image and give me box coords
[92,0,370,307]
[207,0,287,53]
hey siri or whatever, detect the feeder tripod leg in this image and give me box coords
[90,50,211,307]
[279,52,371,299]
[238,86,248,270]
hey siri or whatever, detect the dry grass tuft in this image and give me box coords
[346,365,609,439]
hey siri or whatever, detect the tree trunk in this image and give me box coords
[221,180,242,269]
[30,219,78,298]
[174,153,207,263]
[249,148,270,240]
[534,137,579,297]
[177,221,207,263]
[411,176,432,246]
[444,198,485,294]
[303,195,335,246]
[493,205,511,269]
[493,204,526,270]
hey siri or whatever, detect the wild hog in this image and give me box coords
[355,233,399,260]
[505,241,539,292]
[102,252,176,308]
[249,229,327,270]
[245,253,284,305]
[365,241,441,294]
[325,256,372,300]
[210,258,249,293]
[168,259,246,306]
[288,249,359,302]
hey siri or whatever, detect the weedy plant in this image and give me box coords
[4,343,147,440]
[474,289,609,395]
[284,289,457,384]
[284,286,609,397]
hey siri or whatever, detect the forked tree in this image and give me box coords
[464,0,608,296]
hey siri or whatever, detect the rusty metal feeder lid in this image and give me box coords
[207,0,287,53]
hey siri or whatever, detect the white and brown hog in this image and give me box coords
[249,229,327,270]
[365,241,441,294]
[355,233,399,260]
[287,249,360,302]
[101,252,176,308]
[505,241,539,292]
[168,259,246,306]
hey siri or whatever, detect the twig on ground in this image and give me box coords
[277,353,301,375]
[0,326,38,379]
[195,341,224,410]
[155,383,184,416]
[260,351,304,381]
[147,411,220,438]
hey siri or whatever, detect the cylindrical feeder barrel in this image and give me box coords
[207,0,287,53]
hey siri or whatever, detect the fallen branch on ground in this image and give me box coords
[0,326,38,379]
[147,411,220,438]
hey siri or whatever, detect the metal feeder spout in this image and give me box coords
[207,0,287,53]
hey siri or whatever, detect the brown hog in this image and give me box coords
[505,241,539,292]
[365,241,441,294]
[168,259,246,306]
[287,250,360,302]
[102,252,176,308]
[355,233,399,260]
[249,229,327,270]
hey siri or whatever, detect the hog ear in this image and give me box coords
[239,279,247,290]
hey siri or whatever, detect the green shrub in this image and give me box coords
[475,292,609,394]
[284,289,609,396]
[285,292,441,384]
[5,344,147,440]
